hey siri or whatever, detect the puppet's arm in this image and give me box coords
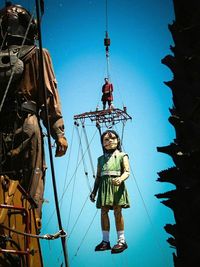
[112,155,130,186]
[90,164,101,202]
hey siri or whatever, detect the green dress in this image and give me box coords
[96,150,130,209]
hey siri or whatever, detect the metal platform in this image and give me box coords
[74,108,132,128]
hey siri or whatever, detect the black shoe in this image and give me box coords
[111,241,128,254]
[95,241,111,251]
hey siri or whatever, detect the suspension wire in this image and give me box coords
[105,0,111,81]
[111,74,125,108]
[81,123,96,179]
[1,224,67,240]
[68,193,90,239]
[105,0,108,33]
[0,7,36,112]
[35,1,69,266]
[96,122,103,151]
[130,165,169,267]
[43,129,98,230]
[0,29,7,51]
[106,40,110,81]
[105,0,127,109]
[75,122,92,192]
[0,1,9,50]
[60,125,75,209]
[66,128,82,232]
[72,209,98,259]
[114,123,169,267]
[121,121,126,147]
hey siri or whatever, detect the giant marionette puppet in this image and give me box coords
[90,130,130,254]
[0,3,68,222]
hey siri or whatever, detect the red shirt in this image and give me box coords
[102,83,113,101]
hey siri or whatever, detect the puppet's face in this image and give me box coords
[103,132,118,151]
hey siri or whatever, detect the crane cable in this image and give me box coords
[104,0,111,81]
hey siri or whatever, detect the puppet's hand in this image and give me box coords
[55,136,68,157]
[90,192,96,202]
[112,177,123,186]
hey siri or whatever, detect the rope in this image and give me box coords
[106,49,111,82]
[60,125,75,209]
[35,1,69,265]
[1,1,9,50]
[0,28,7,51]
[0,7,36,112]
[1,224,67,240]
[121,121,125,146]
[44,126,75,231]
[117,135,170,267]
[113,122,169,266]
[72,209,98,258]
[43,129,98,230]
[75,122,92,192]
[130,166,169,267]
[105,0,111,81]
[66,128,82,232]
[82,123,96,179]
[105,0,108,33]
[68,193,90,239]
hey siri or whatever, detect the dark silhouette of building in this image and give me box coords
[156,1,200,266]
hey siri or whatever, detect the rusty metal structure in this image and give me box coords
[0,179,43,267]
[156,1,200,266]
[74,108,132,129]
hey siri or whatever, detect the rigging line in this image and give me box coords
[114,124,168,266]
[106,49,110,81]
[72,209,98,259]
[0,30,7,51]
[95,59,109,109]
[0,7,36,112]
[112,77,125,108]
[43,129,98,230]
[60,125,75,210]
[130,166,169,267]
[0,224,67,240]
[66,127,82,232]
[121,121,126,147]
[35,1,69,267]
[68,193,90,239]
[119,139,170,267]
[82,123,96,179]
[61,127,97,198]
[0,1,9,50]
[75,122,92,192]
[114,122,126,148]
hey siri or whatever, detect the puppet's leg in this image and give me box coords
[95,206,111,251]
[101,206,110,231]
[111,205,128,253]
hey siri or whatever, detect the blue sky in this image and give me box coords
[1,0,176,266]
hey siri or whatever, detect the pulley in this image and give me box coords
[104,31,110,56]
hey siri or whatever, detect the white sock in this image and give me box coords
[117,230,125,243]
[102,230,110,242]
